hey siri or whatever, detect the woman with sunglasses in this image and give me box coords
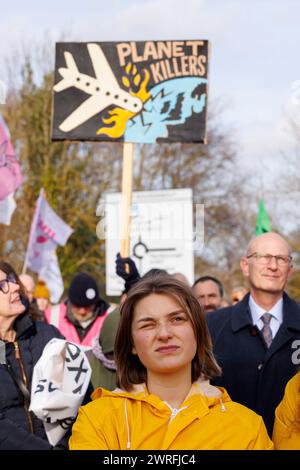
[70,273,273,450]
[0,260,65,449]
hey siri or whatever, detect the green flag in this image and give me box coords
[255,199,271,235]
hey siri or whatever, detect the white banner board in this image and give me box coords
[103,188,194,296]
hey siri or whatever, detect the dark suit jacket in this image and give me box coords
[206,292,300,436]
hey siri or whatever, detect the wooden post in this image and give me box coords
[120,143,134,257]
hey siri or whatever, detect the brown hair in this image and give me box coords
[115,273,221,391]
[0,261,25,296]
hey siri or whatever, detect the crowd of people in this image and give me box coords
[0,231,299,450]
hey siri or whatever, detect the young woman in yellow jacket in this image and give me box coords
[69,273,273,450]
[273,371,300,449]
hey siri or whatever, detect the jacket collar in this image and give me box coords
[14,312,36,339]
[93,379,232,412]
[231,291,300,333]
[280,292,300,331]
[264,293,300,358]
[231,293,253,332]
[109,378,224,400]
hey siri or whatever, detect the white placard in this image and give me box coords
[103,188,194,296]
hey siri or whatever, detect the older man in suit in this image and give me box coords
[207,232,300,436]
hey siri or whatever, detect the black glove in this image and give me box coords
[115,253,140,292]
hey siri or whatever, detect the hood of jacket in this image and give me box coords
[13,311,36,339]
[92,377,230,413]
[99,307,120,355]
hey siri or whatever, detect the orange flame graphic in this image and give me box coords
[97,65,150,138]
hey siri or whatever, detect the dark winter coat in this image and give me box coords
[0,312,64,449]
[206,292,300,436]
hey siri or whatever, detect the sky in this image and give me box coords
[1,0,300,216]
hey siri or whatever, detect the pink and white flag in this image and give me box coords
[39,251,65,304]
[25,189,73,290]
[0,192,16,225]
[0,115,23,201]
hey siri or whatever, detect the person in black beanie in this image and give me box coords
[45,273,111,348]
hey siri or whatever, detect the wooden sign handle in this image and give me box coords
[120,143,134,258]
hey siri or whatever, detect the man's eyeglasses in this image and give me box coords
[246,253,292,267]
[0,274,18,294]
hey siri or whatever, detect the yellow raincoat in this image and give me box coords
[69,379,273,450]
[273,372,300,449]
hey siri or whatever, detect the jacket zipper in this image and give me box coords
[164,402,189,425]
[13,341,34,433]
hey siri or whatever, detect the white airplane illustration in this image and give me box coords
[54,43,143,132]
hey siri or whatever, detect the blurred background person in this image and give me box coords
[19,274,35,303]
[172,272,190,286]
[45,272,110,348]
[231,285,248,305]
[19,273,44,322]
[33,280,50,321]
[220,297,231,308]
[192,275,224,314]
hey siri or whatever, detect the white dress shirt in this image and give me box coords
[249,295,283,339]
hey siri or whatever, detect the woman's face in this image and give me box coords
[0,270,26,320]
[131,293,197,377]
